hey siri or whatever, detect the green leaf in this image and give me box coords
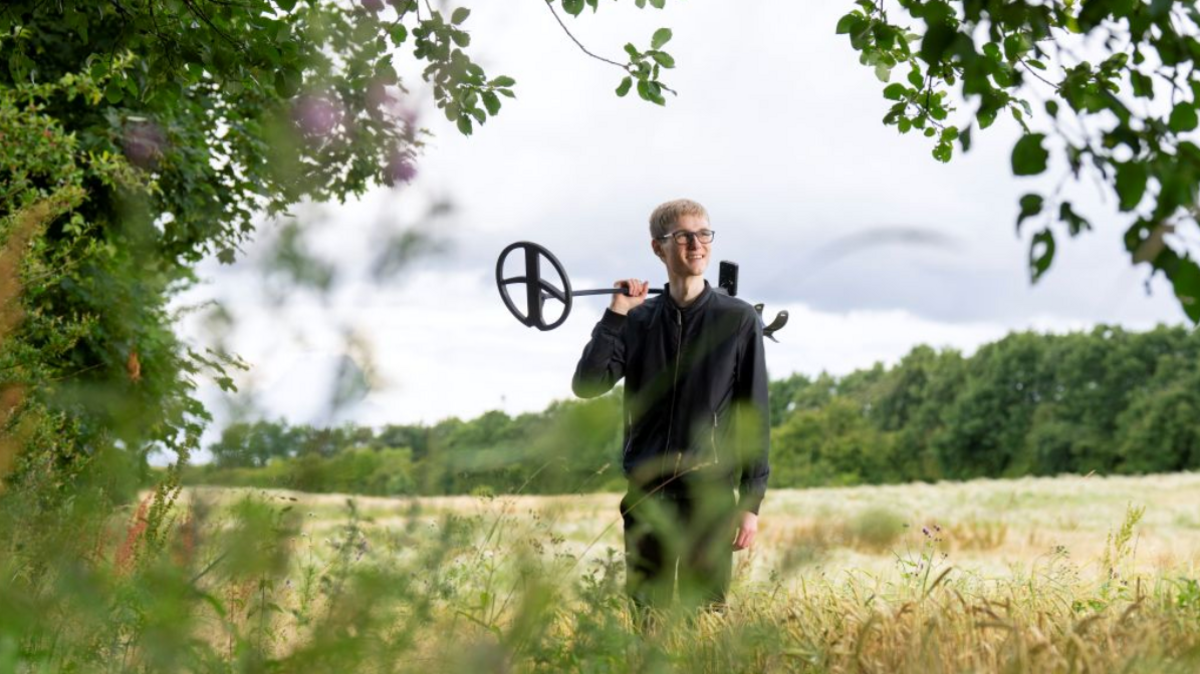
[1058,202,1090,236]
[105,79,124,105]
[276,0,298,11]
[836,13,863,35]
[1011,133,1049,176]
[1170,257,1200,323]
[649,0,665,8]
[390,24,408,45]
[647,81,665,105]
[932,141,953,163]
[451,7,471,24]
[456,115,474,136]
[624,43,640,60]
[274,68,303,98]
[482,90,501,115]
[883,83,907,100]
[651,52,675,68]
[1169,104,1199,133]
[1115,161,1148,211]
[636,79,652,101]
[490,75,516,88]
[562,0,585,16]
[616,76,633,97]
[651,28,672,49]
[959,124,972,152]
[1029,228,1056,283]
[1130,71,1153,98]
[920,23,956,63]
[1016,193,1043,233]
[978,107,998,130]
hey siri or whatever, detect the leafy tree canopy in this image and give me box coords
[833,0,1200,318]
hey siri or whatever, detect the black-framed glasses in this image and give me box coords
[657,229,716,245]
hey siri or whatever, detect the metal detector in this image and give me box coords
[495,241,788,340]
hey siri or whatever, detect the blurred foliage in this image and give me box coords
[837,0,1200,318]
[0,0,678,669]
[192,323,1200,497]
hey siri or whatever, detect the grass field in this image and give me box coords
[164,472,1200,673]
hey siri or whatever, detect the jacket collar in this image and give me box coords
[662,280,714,317]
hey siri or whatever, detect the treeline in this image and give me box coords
[185,324,1200,495]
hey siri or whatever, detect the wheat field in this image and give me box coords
[159,473,1200,673]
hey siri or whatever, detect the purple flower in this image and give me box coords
[293,95,344,138]
[122,119,165,170]
[384,153,417,186]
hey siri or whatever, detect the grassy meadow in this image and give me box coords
[157,473,1200,673]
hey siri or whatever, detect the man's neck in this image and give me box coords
[668,274,706,307]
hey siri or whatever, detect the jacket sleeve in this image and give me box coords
[572,309,627,398]
[734,311,770,514]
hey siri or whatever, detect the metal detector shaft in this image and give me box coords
[564,288,666,297]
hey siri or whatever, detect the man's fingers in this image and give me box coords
[731,526,755,551]
[615,279,648,297]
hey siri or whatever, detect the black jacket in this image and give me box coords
[572,281,770,514]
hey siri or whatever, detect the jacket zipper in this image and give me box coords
[664,307,683,477]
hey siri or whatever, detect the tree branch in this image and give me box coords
[179,0,251,57]
[543,0,629,71]
[1018,58,1059,89]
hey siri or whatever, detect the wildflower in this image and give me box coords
[292,94,344,138]
[122,118,165,170]
[384,152,417,187]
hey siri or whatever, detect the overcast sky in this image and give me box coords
[172,0,1188,457]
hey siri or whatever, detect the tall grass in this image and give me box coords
[5,475,1200,672]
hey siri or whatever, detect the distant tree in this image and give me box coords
[209,419,298,468]
[1115,358,1200,473]
[937,332,1049,477]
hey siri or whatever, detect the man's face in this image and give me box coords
[652,214,712,279]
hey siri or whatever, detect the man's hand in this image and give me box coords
[732,511,758,551]
[610,279,649,315]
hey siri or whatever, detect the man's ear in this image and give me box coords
[651,238,664,260]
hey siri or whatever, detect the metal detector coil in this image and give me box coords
[495,241,574,331]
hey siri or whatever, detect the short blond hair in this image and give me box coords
[648,199,709,239]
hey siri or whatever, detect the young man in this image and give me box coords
[572,198,770,626]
